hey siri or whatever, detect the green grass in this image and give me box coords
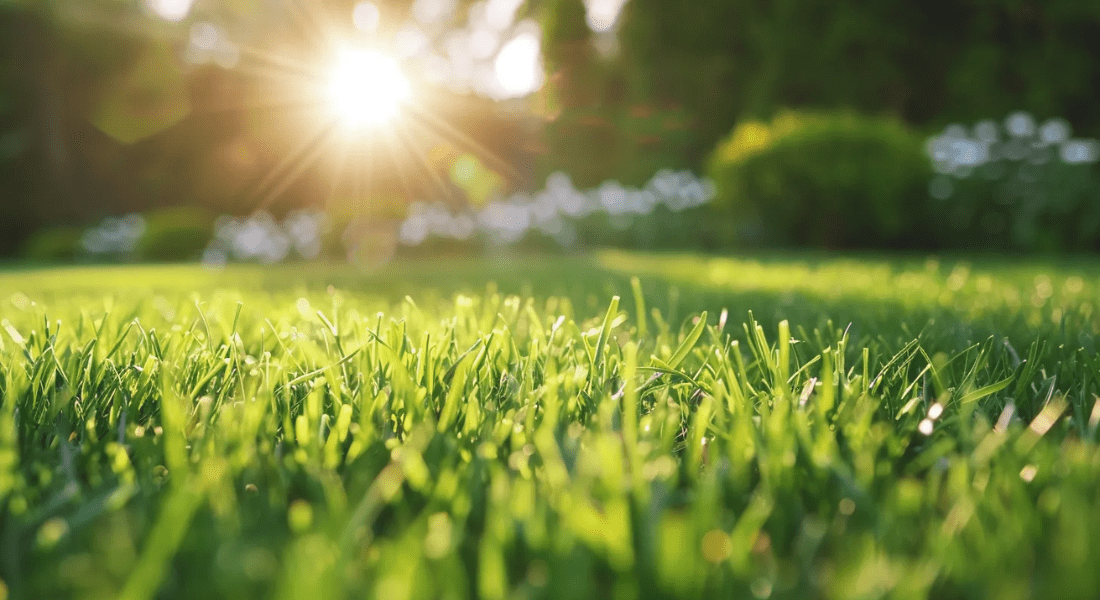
[1,252,1099,600]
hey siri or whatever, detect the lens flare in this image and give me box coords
[326,49,411,128]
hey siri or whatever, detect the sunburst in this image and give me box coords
[325,47,411,130]
[55,0,534,263]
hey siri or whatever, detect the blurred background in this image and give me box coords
[2,0,1100,264]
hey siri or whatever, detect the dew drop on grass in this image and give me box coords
[287,500,313,533]
[838,498,856,516]
[1020,465,1038,482]
[751,577,773,599]
[423,513,453,560]
[701,530,732,564]
[36,518,68,550]
[526,561,549,588]
[152,465,169,485]
[918,419,934,435]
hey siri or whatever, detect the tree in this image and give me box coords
[538,0,616,188]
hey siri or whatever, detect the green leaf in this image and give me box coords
[666,311,707,370]
[958,375,1014,404]
[592,296,619,376]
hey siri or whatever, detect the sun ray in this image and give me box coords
[322,127,353,210]
[399,111,514,205]
[250,121,336,211]
[403,101,525,187]
[380,126,422,208]
[233,44,322,80]
[61,0,535,228]
[279,0,339,51]
[186,92,316,118]
[51,0,532,227]
[257,128,336,212]
[391,120,462,207]
[350,131,378,218]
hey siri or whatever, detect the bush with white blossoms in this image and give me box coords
[927,112,1098,188]
[924,111,1100,250]
[80,213,146,260]
[204,210,325,265]
[198,170,717,264]
[398,169,716,249]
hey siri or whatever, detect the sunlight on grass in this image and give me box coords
[1,253,1099,599]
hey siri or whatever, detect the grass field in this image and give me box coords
[1,251,1099,600]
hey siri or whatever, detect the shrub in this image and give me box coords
[21,226,86,263]
[707,111,933,249]
[571,205,719,251]
[137,207,216,262]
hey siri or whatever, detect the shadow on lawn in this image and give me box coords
[2,251,1097,357]
[3,251,1100,420]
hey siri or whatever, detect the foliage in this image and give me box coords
[538,0,612,190]
[20,226,85,263]
[540,102,700,190]
[1,253,1100,599]
[541,0,596,111]
[615,0,1100,175]
[926,114,1100,252]
[708,111,932,248]
[608,104,699,187]
[571,205,718,251]
[137,207,216,262]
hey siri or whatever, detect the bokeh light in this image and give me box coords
[413,0,457,25]
[586,0,629,32]
[395,24,430,58]
[1006,111,1037,138]
[494,32,542,97]
[484,0,525,31]
[184,22,239,69]
[353,2,381,32]
[144,0,194,22]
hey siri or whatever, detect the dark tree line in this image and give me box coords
[539,0,1100,185]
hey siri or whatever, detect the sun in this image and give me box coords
[325,48,411,129]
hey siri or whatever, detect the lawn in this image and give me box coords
[1,251,1099,600]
